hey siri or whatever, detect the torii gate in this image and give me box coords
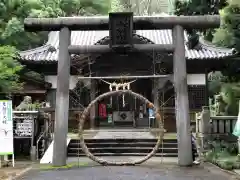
[24,13,220,167]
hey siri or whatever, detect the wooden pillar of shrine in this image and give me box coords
[153,79,160,108]
[90,80,96,129]
[152,79,160,127]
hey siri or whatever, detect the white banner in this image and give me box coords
[0,100,13,155]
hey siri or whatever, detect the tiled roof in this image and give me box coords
[20,30,236,62]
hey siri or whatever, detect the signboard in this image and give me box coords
[0,100,13,155]
[109,12,133,48]
[14,118,33,137]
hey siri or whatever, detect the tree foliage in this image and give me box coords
[174,0,227,41]
[0,46,23,93]
[111,0,125,12]
[212,0,240,51]
[174,0,240,51]
[175,0,240,102]
[111,0,166,15]
[0,0,110,93]
[0,0,110,50]
[174,0,227,15]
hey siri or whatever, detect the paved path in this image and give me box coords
[25,129,233,180]
[21,165,233,180]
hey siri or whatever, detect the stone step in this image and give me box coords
[67,152,178,157]
[67,138,178,157]
[92,131,155,139]
[70,138,177,143]
[69,142,177,148]
[68,147,178,154]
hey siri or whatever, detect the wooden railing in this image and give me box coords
[196,113,237,135]
[210,116,237,134]
[195,107,239,156]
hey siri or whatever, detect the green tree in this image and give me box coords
[0,46,23,93]
[111,0,167,15]
[111,0,125,12]
[0,0,110,93]
[0,0,110,50]
[212,0,240,51]
[211,0,240,89]
[174,0,227,41]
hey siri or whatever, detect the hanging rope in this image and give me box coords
[78,90,165,166]
[101,79,137,86]
[161,89,165,163]
[101,79,137,107]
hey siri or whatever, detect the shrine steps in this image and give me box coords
[67,139,178,157]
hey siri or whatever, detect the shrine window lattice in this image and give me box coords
[188,85,206,109]
[160,85,206,109]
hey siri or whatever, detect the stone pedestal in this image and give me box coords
[198,106,211,152]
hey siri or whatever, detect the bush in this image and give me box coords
[217,160,234,170]
[204,140,240,170]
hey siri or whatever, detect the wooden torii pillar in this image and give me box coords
[24,13,220,167]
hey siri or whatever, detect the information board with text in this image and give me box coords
[0,100,13,155]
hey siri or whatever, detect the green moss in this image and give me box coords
[39,162,89,170]
[217,160,234,170]
[233,161,240,169]
[206,152,239,170]
[150,131,177,139]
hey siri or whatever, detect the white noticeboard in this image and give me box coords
[0,100,14,167]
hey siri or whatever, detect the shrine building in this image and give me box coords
[18,25,239,132]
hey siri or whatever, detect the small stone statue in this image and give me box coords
[15,96,33,111]
[220,86,238,116]
[214,94,226,116]
[213,86,238,116]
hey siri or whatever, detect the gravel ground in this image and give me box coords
[0,161,33,180]
[19,164,234,180]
